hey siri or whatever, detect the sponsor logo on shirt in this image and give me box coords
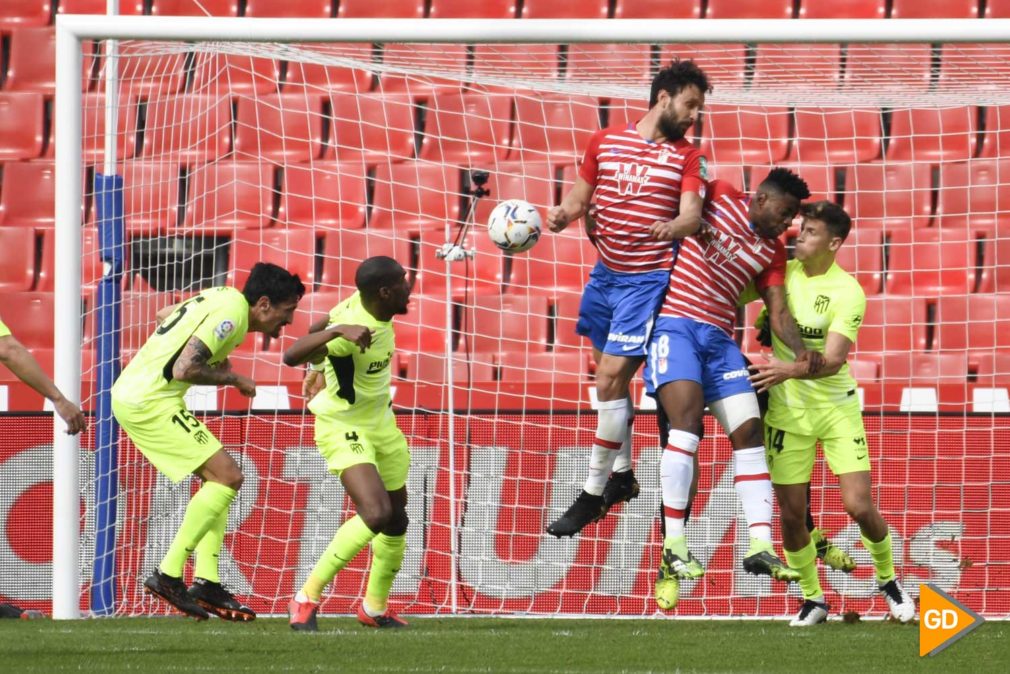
[615,162,651,196]
[797,324,825,339]
[722,368,750,381]
[607,332,646,344]
[366,352,392,374]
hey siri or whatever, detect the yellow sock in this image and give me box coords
[160,482,236,578]
[194,508,228,583]
[861,530,895,584]
[364,534,406,614]
[301,515,377,602]
[784,540,822,602]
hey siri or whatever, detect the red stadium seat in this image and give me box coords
[844,162,932,230]
[938,44,1010,92]
[699,105,791,165]
[753,44,842,90]
[789,107,882,163]
[606,98,649,129]
[659,44,748,90]
[934,294,1010,355]
[935,159,1010,230]
[554,293,589,351]
[328,92,415,165]
[473,44,561,82]
[377,44,469,100]
[244,0,332,17]
[37,229,105,292]
[2,292,54,349]
[614,0,702,19]
[705,163,747,188]
[370,162,462,231]
[233,93,325,163]
[510,230,596,297]
[973,353,1010,385]
[429,0,516,18]
[228,229,317,290]
[891,0,978,18]
[833,228,884,295]
[566,44,654,87]
[284,43,373,93]
[981,235,1010,293]
[418,91,513,164]
[0,228,37,291]
[844,44,932,93]
[750,163,834,202]
[854,296,927,356]
[117,44,190,96]
[705,0,793,18]
[0,93,44,161]
[0,161,55,227]
[521,0,609,18]
[67,93,139,163]
[798,0,885,18]
[182,162,274,231]
[407,354,496,383]
[499,351,590,383]
[511,94,600,164]
[119,161,182,234]
[987,0,1010,16]
[319,229,413,294]
[190,53,281,95]
[878,353,970,385]
[0,2,51,29]
[396,295,452,356]
[4,27,93,94]
[278,162,367,231]
[886,229,978,296]
[143,94,232,165]
[472,162,554,236]
[886,107,977,163]
[98,291,178,351]
[337,0,425,17]
[58,0,143,13]
[980,106,1010,159]
[466,295,550,353]
[415,228,505,297]
[848,358,880,383]
[151,0,239,15]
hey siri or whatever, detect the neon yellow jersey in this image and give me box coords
[111,287,249,404]
[308,291,395,424]
[766,259,866,417]
[0,316,10,338]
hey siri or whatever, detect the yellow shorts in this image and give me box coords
[764,400,870,485]
[315,408,410,491]
[112,397,222,483]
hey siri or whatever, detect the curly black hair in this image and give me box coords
[758,167,811,202]
[649,59,712,107]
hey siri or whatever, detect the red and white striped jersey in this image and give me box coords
[578,125,706,274]
[659,180,786,335]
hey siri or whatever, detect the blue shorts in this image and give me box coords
[576,261,671,357]
[644,316,755,403]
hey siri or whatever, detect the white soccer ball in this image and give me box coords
[487,199,542,254]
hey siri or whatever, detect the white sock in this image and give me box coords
[362,598,384,618]
[583,398,630,495]
[660,429,699,539]
[612,398,635,474]
[295,590,311,603]
[734,446,773,542]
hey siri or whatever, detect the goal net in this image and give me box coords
[39,18,1010,619]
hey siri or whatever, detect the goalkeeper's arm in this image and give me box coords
[0,334,86,435]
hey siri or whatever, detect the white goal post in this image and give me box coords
[51,16,1010,620]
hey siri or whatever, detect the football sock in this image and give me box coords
[193,507,228,583]
[733,447,773,543]
[661,430,699,538]
[611,399,635,474]
[784,540,823,602]
[584,398,630,496]
[302,515,377,602]
[160,481,237,578]
[364,533,407,615]
[861,530,896,584]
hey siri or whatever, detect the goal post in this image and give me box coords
[51,15,1010,620]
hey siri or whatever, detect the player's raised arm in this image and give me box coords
[0,330,86,435]
[283,324,372,366]
[172,336,257,397]
[547,177,593,233]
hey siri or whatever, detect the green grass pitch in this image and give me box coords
[3,616,1006,673]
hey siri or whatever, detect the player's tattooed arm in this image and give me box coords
[173,336,256,396]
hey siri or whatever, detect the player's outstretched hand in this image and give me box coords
[546,206,569,233]
[748,356,801,394]
[233,374,257,398]
[54,398,86,435]
[796,350,826,376]
[650,219,678,241]
[303,369,325,400]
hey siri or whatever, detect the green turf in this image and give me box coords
[2,616,1006,673]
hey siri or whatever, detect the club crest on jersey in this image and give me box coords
[698,155,709,180]
[616,162,651,196]
[814,295,831,314]
[214,320,235,340]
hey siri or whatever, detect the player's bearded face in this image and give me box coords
[753,193,799,239]
[261,297,300,337]
[658,86,702,141]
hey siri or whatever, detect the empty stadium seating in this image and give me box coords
[606,98,649,129]
[938,43,1010,90]
[553,293,589,351]
[499,351,590,383]
[877,353,972,385]
[933,295,1010,355]
[987,0,1010,16]
[283,43,373,93]
[182,162,274,231]
[119,161,182,234]
[750,163,834,203]
[150,0,239,16]
[418,91,513,164]
[521,0,609,19]
[244,0,332,18]
[4,292,55,349]
[886,107,978,162]
[614,0,702,19]
[415,228,505,296]
[853,296,928,355]
[833,228,884,295]
[0,161,55,227]
[844,162,932,230]
[328,93,416,165]
[71,93,139,162]
[190,53,281,94]
[117,45,190,96]
[798,0,886,18]
[700,105,791,164]
[935,159,1010,230]
[143,94,232,164]
[658,44,748,90]
[465,295,550,353]
[278,162,367,230]
[233,93,325,162]
[429,0,516,18]
[319,229,413,293]
[0,93,44,161]
[565,44,653,86]
[59,0,143,14]
[370,162,462,230]
[790,108,882,163]
[980,105,1010,159]
[512,94,600,164]
[0,228,37,291]
[886,229,979,295]
[705,0,793,18]
[844,44,933,92]
[0,1,51,29]
[406,353,496,383]
[37,229,105,292]
[472,44,561,82]
[395,295,453,358]
[5,27,93,93]
[981,235,1010,293]
[753,44,842,90]
[336,0,425,18]
[973,353,1010,385]
[228,228,317,290]
[377,44,469,99]
[891,0,978,18]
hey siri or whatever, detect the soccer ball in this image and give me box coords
[487,199,542,253]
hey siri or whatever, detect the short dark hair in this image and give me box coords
[355,256,405,300]
[758,167,812,202]
[801,200,852,241]
[241,262,306,305]
[649,59,712,107]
